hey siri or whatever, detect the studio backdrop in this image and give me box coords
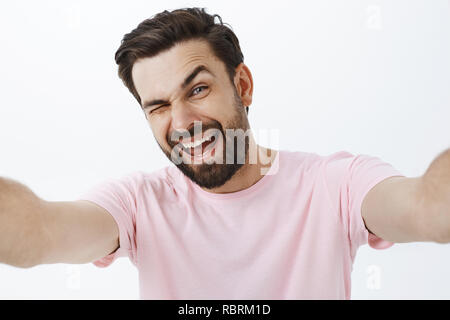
[0,0,449,299]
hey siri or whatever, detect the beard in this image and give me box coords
[157,91,250,189]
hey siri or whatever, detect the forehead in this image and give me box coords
[132,39,224,104]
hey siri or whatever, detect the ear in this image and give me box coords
[233,63,254,109]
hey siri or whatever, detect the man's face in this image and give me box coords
[132,39,250,189]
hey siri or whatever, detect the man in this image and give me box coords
[0,7,448,299]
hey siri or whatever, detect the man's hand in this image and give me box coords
[361,148,450,244]
[0,177,119,268]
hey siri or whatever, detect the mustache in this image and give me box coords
[166,121,224,148]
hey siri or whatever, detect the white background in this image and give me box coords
[0,0,449,299]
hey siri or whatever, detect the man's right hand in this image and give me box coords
[0,177,119,268]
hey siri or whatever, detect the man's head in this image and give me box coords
[115,8,255,189]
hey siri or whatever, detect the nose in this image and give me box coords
[169,101,199,133]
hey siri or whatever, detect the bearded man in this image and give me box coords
[0,7,449,300]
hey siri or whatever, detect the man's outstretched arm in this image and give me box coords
[362,148,450,244]
[0,177,119,268]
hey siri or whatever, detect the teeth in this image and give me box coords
[182,135,212,149]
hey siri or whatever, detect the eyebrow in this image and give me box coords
[142,65,214,110]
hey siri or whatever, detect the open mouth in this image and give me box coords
[180,131,219,160]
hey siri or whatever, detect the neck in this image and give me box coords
[200,136,278,194]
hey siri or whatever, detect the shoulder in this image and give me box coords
[276,150,362,187]
[104,166,181,198]
[320,151,356,172]
[279,149,354,173]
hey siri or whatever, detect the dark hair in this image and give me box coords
[115,7,248,114]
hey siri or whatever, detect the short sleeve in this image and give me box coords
[77,173,140,268]
[323,151,405,258]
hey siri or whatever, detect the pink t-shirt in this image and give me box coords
[78,150,403,299]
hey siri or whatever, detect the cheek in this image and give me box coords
[210,91,237,118]
[149,117,171,146]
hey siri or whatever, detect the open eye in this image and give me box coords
[190,85,209,97]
